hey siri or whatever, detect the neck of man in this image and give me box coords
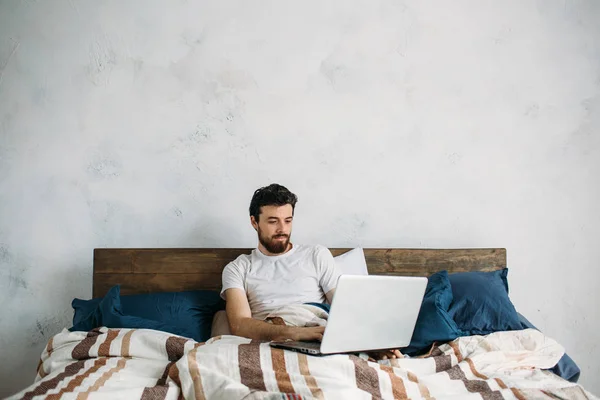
[257,242,293,257]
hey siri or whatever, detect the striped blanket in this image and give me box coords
[7,327,598,399]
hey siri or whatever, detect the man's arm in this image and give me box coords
[325,288,335,305]
[225,288,325,342]
[315,246,341,305]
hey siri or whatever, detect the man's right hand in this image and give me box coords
[276,326,325,342]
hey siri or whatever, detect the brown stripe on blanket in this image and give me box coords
[36,359,46,379]
[541,389,573,399]
[433,355,453,372]
[166,336,189,361]
[158,362,175,386]
[494,378,507,389]
[379,365,408,399]
[416,343,442,358]
[76,358,128,400]
[141,385,169,400]
[480,391,505,400]
[446,364,504,400]
[351,356,382,399]
[168,363,182,389]
[121,329,135,357]
[187,345,206,400]
[37,337,54,377]
[270,348,295,394]
[297,354,323,400]
[238,342,267,392]
[98,329,119,357]
[72,329,103,360]
[465,358,488,380]
[510,388,527,400]
[22,360,87,400]
[449,341,463,363]
[137,361,175,400]
[140,360,176,400]
[407,372,432,399]
[430,346,444,357]
[47,336,54,355]
[45,358,109,400]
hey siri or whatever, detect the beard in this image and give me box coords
[257,228,290,254]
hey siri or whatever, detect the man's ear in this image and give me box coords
[250,216,258,231]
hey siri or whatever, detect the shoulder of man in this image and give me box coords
[305,244,335,262]
[291,243,329,255]
[223,252,252,272]
[311,244,332,254]
[295,243,329,251]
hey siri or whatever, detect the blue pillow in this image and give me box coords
[72,297,101,326]
[70,286,195,338]
[448,269,522,335]
[70,286,225,342]
[402,271,463,356]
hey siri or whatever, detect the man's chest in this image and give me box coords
[244,262,321,298]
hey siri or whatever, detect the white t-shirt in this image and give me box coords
[220,244,341,320]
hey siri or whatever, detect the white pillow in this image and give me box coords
[334,247,369,276]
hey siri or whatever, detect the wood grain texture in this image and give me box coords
[93,248,506,298]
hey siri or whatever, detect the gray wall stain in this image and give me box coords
[86,34,117,86]
[319,61,346,89]
[36,320,44,336]
[0,245,13,264]
[28,315,64,347]
[31,78,48,107]
[525,104,540,118]
[0,246,29,304]
[8,273,27,290]
[86,153,122,179]
[0,38,19,88]
[172,207,183,217]
[563,93,600,156]
[189,125,212,144]
[446,152,463,165]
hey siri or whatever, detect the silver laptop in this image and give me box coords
[270,274,427,355]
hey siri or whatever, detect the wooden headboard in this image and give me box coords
[92,248,506,298]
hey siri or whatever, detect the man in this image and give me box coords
[221,184,401,359]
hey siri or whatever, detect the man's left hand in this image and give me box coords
[366,349,403,362]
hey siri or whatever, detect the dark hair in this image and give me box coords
[249,183,298,221]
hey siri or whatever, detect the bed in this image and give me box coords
[7,248,595,399]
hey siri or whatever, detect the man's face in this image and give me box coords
[251,204,293,254]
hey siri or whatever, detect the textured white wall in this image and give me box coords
[1,0,599,396]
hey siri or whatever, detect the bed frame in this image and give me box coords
[92,248,506,298]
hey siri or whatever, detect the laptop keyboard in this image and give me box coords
[285,341,321,349]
